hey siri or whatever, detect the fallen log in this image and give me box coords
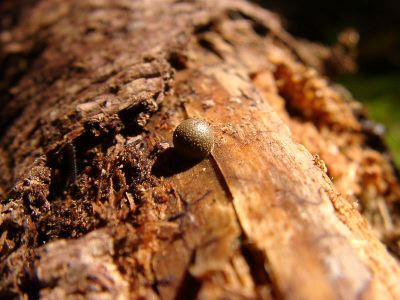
[1,0,400,299]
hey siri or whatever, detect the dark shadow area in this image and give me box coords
[20,268,40,300]
[152,148,202,177]
[0,40,46,137]
[46,125,115,200]
[167,51,188,71]
[118,104,148,136]
[254,0,400,72]
[174,252,201,300]
[46,143,77,200]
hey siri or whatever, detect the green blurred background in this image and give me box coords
[256,0,400,166]
[339,73,400,166]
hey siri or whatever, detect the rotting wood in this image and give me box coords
[1,0,400,299]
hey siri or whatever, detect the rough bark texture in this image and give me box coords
[1,0,400,299]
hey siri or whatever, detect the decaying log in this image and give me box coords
[1,0,400,299]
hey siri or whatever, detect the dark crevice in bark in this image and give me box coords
[174,272,201,300]
[46,127,116,198]
[118,104,152,136]
[39,127,126,245]
[1,261,39,300]
[193,21,215,35]
[278,92,308,123]
[197,38,224,60]
[226,9,270,37]
[174,253,201,300]
[0,221,23,261]
[252,21,270,37]
[241,240,280,299]
[20,268,41,300]
[167,52,188,71]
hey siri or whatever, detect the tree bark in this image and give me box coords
[1,0,400,299]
